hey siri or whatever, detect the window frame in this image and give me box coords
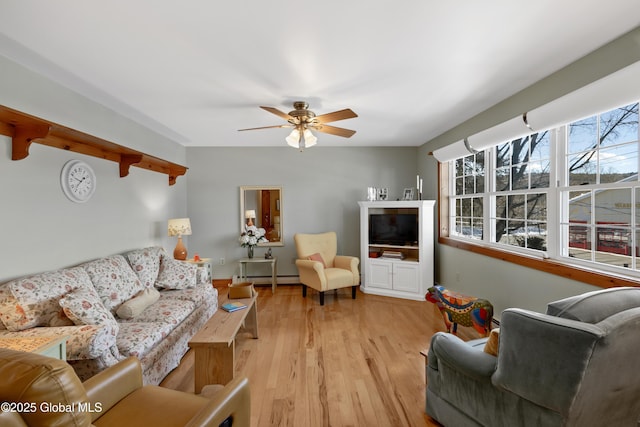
[438,104,640,289]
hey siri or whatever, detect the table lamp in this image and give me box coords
[168,218,192,260]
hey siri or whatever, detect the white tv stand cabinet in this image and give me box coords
[358,200,435,301]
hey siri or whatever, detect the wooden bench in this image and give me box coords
[188,290,258,393]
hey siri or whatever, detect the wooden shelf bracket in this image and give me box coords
[0,105,188,185]
[12,124,51,160]
[119,154,144,178]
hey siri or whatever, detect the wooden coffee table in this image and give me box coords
[188,290,258,393]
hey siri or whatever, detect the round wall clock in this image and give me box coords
[60,160,97,203]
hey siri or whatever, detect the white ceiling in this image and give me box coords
[1,1,639,148]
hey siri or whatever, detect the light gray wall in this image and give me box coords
[3,27,638,316]
[420,27,640,316]
[185,146,418,279]
[0,56,188,282]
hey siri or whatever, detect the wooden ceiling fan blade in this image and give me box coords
[312,124,356,138]
[314,108,358,124]
[238,124,291,131]
[260,106,293,121]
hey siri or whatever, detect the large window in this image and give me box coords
[493,132,551,251]
[453,152,484,240]
[562,102,639,271]
[447,102,640,280]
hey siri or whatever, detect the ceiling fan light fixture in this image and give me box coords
[302,128,317,148]
[285,129,300,148]
[241,102,357,148]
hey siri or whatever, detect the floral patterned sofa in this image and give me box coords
[0,247,217,385]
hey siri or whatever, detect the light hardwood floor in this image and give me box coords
[160,285,475,426]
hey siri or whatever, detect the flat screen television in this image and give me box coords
[369,213,418,246]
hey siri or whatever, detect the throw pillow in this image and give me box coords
[307,252,326,268]
[6,267,92,331]
[125,247,165,288]
[156,255,197,290]
[59,286,119,336]
[483,328,500,357]
[82,255,144,313]
[116,287,160,319]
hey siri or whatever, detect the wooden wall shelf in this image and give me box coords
[0,105,187,185]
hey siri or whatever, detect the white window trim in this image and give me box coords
[444,107,640,284]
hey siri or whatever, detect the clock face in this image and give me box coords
[60,160,96,203]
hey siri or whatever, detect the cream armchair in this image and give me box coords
[294,232,360,305]
[0,348,250,427]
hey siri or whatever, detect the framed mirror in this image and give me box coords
[240,186,283,246]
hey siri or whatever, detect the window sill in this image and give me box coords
[439,236,639,289]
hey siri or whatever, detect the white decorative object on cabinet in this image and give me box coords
[358,200,435,301]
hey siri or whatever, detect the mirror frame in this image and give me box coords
[240,185,284,247]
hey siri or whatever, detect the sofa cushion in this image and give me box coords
[125,247,165,288]
[546,287,640,324]
[48,308,74,327]
[156,255,197,290]
[59,286,119,337]
[82,255,144,313]
[116,287,160,320]
[120,299,195,326]
[4,267,91,331]
[158,284,217,306]
[116,322,173,358]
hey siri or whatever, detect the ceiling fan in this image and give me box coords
[238,101,357,149]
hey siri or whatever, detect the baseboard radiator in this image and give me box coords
[215,275,300,286]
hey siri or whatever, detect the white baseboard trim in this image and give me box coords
[250,275,300,285]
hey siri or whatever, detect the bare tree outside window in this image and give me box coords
[451,102,640,263]
[493,131,550,248]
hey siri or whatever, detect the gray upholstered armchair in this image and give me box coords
[426,287,640,427]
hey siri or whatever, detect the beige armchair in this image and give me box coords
[294,231,360,305]
[0,348,250,427]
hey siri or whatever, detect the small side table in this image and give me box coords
[238,257,277,293]
[0,336,68,360]
[185,257,212,283]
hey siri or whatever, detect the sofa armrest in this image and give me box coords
[295,259,326,289]
[334,255,358,270]
[0,325,116,360]
[493,308,603,412]
[64,325,118,360]
[185,376,251,427]
[195,266,209,285]
[334,255,359,285]
[84,357,143,422]
[428,332,497,381]
[296,259,324,272]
